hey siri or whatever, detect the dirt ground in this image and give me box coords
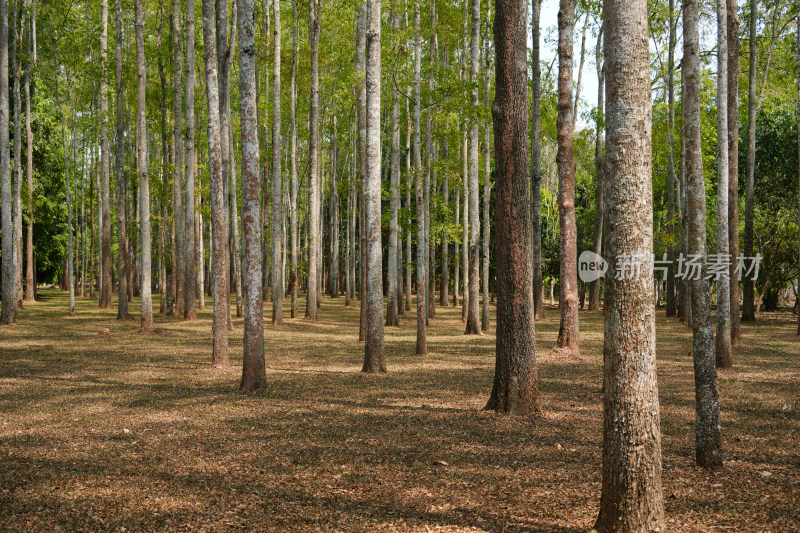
[1,288,798,532]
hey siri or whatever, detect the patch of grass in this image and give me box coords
[0,288,798,532]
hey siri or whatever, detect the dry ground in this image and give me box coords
[1,288,798,532]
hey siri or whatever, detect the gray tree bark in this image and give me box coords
[237,0,266,391]
[23,11,33,303]
[184,0,198,320]
[12,0,21,308]
[593,0,665,529]
[465,0,481,335]
[665,0,677,318]
[1,0,15,324]
[685,0,722,469]
[306,0,320,320]
[588,21,604,312]
[481,3,490,333]
[530,0,544,320]
[115,0,130,320]
[386,12,400,327]
[413,1,426,354]
[272,0,283,323]
[289,0,299,318]
[728,0,741,344]
[743,0,757,322]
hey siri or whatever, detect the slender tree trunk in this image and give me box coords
[115,0,129,320]
[184,0,198,320]
[555,0,579,356]
[134,0,153,330]
[12,0,22,309]
[202,0,229,364]
[405,100,412,312]
[685,0,722,469]
[1,0,15,324]
[572,9,589,132]
[329,116,340,299]
[289,0,299,318]
[743,0,757,322]
[169,0,185,318]
[271,0,283,323]
[386,18,400,326]
[588,22,604,312]
[530,0,544,320]
[363,0,385,372]
[237,0,266,391]
[481,3,491,333]
[715,0,732,367]
[465,0,481,335]
[679,69,690,324]
[157,9,171,315]
[797,0,800,336]
[593,1,665,529]
[306,0,321,320]
[96,0,113,309]
[485,0,538,415]
[23,12,33,303]
[413,2,426,354]
[664,0,677,318]
[728,0,741,345]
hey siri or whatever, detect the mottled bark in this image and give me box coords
[485,0,538,415]
[530,0,544,320]
[237,0,265,391]
[272,0,283,324]
[728,0,741,345]
[465,0,481,335]
[23,14,33,303]
[481,4,491,333]
[289,0,299,318]
[414,2,426,354]
[386,13,400,327]
[306,0,320,320]
[115,0,130,320]
[593,1,665,529]
[135,0,153,330]
[1,0,14,324]
[184,0,198,321]
[685,0,722,469]
[555,0,579,356]
[201,0,229,364]
[362,0,385,373]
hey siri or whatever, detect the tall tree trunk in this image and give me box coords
[237,0,266,391]
[413,1,426,354]
[134,0,153,330]
[12,0,22,309]
[743,0,757,322]
[571,9,589,132]
[588,21,604,312]
[98,0,113,309]
[593,1,665,528]
[171,0,185,317]
[363,0,385,372]
[485,0,538,415]
[685,0,722,469]
[184,0,198,320]
[23,11,33,303]
[530,0,544,320]
[306,0,321,320]
[465,0,481,335]
[272,0,283,323]
[386,13,400,327]
[728,0,741,344]
[157,7,171,315]
[1,0,15,324]
[665,0,677,318]
[555,0,579,356]
[202,0,230,364]
[715,0,732,367]
[481,3,491,333]
[115,0,130,320]
[797,0,800,337]
[679,69,690,324]
[329,116,340,299]
[289,0,299,318]
[357,3,366,340]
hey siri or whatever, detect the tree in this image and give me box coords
[289,0,299,318]
[485,0,538,415]
[728,0,741,345]
[715,0,732,367]
[171,0,185,318]
[386,11,400,328]
[555,0,579,357]
[530,0,544,320]
[665,0,677,318]
[115,0,130,321]
[237,0,265,391]
[1,0,14,324]
[797,0,800,337]
[134,0,153,331]
[588,20,604,312]
[465,0,481,335]
[684,0,722,469]
[592,1,665,530]
[23,9,33,304]
[272,0,283,324]
[362,0,385,373]
[744,0,757,322]
[306,0,320,321]
[481,2,490,333]
[12,0,22,309]
[414,1,426,355]
[97,0,112,310]
[201,0,229,364]
[184,0,198,321]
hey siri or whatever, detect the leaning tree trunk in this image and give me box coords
[593,1,665,529]
[362,0,385,373]
[555,0,579,357]
[530,0,544,320]
[665,0,677,318]
[201,0,230,364]
[271,0,283,324]
[485,0,539,415]
[588,22,604,312]
[413,2,426,354]
[728,0,741,345]
[0,0,15,324]
[237,0,266,391]
[172,0,185,317]
[134,0,153,331]
[715,0,732,368]
[386,11,401,327]
[685,0,722,469]
[184,0,197,320]
[742,0,757,322]
[115,0,130,320]
[465,0,481,335]
[306,0,320,320]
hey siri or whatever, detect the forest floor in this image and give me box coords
[1,288,798,532]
